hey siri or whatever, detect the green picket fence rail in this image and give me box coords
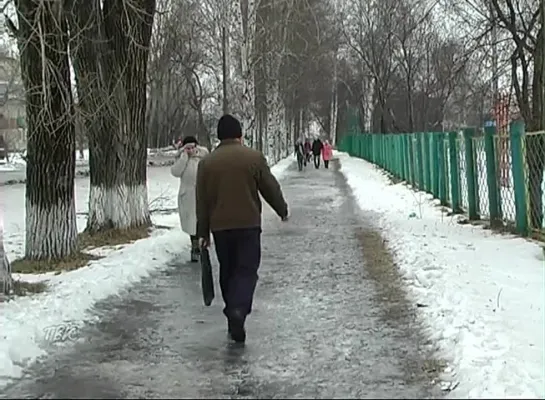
[338,122,545,240]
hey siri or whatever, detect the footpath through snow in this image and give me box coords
[0,157,293,389]
[337,151,545,399]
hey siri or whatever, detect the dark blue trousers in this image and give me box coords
[213,227,261,319]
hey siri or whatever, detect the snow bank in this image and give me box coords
[0,225,187,387]
[338,152,544,399]
[270,154,294,180]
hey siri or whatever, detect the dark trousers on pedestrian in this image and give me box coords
[324,160,329,169]
[213,227,262,319]
[297,154,304,171]
[313,154,320,168]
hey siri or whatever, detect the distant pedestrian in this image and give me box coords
[170,136,209,262]
[0,135,7,163]
[304,138,312,163]
[196,114,289,343]
[312,138,323,168]
[321,140,333,169]
[294,139,306,171]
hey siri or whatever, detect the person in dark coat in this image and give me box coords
[0,135,7,162]
[196,114,289,343]
[312,138,323,168]
[294,139,306,171]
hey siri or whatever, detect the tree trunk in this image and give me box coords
[16,0,78,260]
[70,0,155,233]
[0,228,12,296]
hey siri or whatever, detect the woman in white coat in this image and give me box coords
[170,136,209,262]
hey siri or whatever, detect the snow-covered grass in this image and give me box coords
[0,152,26,171]
[0,155,293,390]
[338,151,544,399]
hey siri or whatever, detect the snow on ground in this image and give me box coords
[0,153,26,172]
[337,151,545,399]
[0,156,292,390]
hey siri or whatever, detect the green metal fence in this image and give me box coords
[338,121,545,239]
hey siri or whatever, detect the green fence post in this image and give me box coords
[408,134,416,186]
[358,135,364,158]
[391,135,396,174]
[390,135,395,173]
[394,135,399,176]
[422,133,431,192]
[401,135,408,181]
[448,131,461,212]
[395,133,405,180]
[389,134,393,171]
[389,135,394,172]
[380,135,385,168]
[377,135,382,166]
[400,134,406,181]
[463,127,479,220]
[385,135,390,170]
[415,133,424,189]
[509,121,528,236]
[431,133,440,196]
[370,135,375,163]
[484,125,501,225]
[395,135,400,176]
[436,132,447,206]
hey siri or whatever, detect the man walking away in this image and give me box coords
[196,114,289,343]
[312,138,323,168]
[294,139,305,171]
[321,140,333,169]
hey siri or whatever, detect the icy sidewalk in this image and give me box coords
[0,157,294,390]
[337,152,544,399]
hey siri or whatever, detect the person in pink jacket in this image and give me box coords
[321,140,333,169]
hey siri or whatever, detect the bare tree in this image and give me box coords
[489,0,544,229]
[9,0,78,260]
[69,0,155,233]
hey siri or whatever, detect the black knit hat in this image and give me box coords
[182,135,198,146]
[217,114,242,140]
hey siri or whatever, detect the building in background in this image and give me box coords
[0,53,26,151]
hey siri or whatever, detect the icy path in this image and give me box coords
[1,160,439,399]
[0,162,292,390]
[338,152,545,399]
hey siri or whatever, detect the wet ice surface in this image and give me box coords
[1,162,441,399]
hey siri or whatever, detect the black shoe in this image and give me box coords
[227,310,246,343]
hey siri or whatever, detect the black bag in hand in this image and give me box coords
[200,247,215,306]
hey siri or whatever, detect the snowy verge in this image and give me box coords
[0,221,189,388]
[0,155,293,389]
[270,154,295,180]
[337,152,544,399]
